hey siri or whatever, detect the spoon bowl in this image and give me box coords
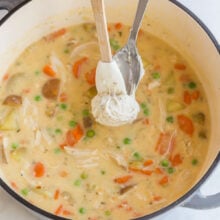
[113,0,149,95]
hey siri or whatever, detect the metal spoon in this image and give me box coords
[113,0,149,95]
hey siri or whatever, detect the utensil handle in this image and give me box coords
[0,0,26,11]
[91,0,112,62]
[182,155,220,209]
[129,0,149,42]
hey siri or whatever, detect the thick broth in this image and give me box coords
[0,23,209,220]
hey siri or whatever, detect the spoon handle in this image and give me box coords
[91,0,112,62]
[129,0,149,42]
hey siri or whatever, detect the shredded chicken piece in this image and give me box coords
[108,152,128,170]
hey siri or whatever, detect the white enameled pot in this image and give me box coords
[0,0,219,219]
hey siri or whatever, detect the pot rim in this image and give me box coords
[0,1,219,219]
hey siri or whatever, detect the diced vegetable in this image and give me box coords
[183,91,191,105]
[84,86,97,99]
[115,22,122,30]
[34,95,42,102]
[54,189,60,200]
[105,210,111,216]
[86,129,95,138]
[123,137,132,145]
[3,95,22,106]
[140,102,150,116]
[81,172,88,179]
[192,159,198,165]
[21,188,29,196]
[33,162,45,178]
[110,38,120,51]
[158,176,169,185]
[129,167,153,176]
[82,109,90,117]
[60,103,67,110]
[170,154,183,166]
[166,116,174,123]
[160,159,169,167]
[74,179,82,186]
[152,72,160,79]
[155,132,175,156]
[42,78,61,100]
[177,114,194,136]
[0,110,19,131]
[167,167,175,174]
[133,152,143,161]
[114,175,132,184]
[166,100,185,113]
[167,87,175,94]
[45,28,66,41]
[72,57,88,78]
[188,81,197,89]
[174,63,186,70]
[43,65,57,77]
[79,207,86,214]
[198,130,207,139]
[69,120,77,128]
[54,204,63,215]
[65,124,84,147]
[83,116,93,128]
[85,68,96,85]
[119,185,135,195]
[143,159,153,166]
[191,90,200,100]
[192,112,205,125]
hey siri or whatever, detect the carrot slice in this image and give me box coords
[114,175,132,184]
[63,210,71,216]
[66,124,84,147]
[183,91,192,105]
[155,132,175,156]
[174,63,186,70]
[3,73,9,81]
[115,22,123,30]
[54,204,63,215]
[33,162,45,178]
[159,176,169,185]
[191,90,200,100]
[154,167,163,175]
[54,189,60,200]
[11,182,18,190]
[85,68,96,85]
[143,159,154,166]
[59,92,67,102]
[177,114,194,136]
[46,28,66,41]
[153,195,162,201]
[170,153,183,166]
[129,167,153,176]
[43,65,57,77]
[72,57,88,78]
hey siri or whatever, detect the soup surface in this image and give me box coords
[0,23,210,220]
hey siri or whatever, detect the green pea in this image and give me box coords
[101,170,106,175]
[105,210,111,216]
[21,188,29,196]
[54,148,62,154]
[35,70,40,75]
[86,129,95,138]
[69,120,77,128]
[123,137,132,145]
[55,128,62,134]
[110,38,120,51]
[60,103,67,110]
[34,95,42,101]
[167,167,175,174]
[74,179,82,186]
[192,159,198,165]
[80,172,88,180]
[133,152,142,161]
[152,72,160,79]
[166,116,174,123]
[11,143,19,150]
[82,109,89,117]
[167,87,175,94]
[64,49,70,54]
[79,207,86,214]
[188,81,197,89]
[160,159,169,167]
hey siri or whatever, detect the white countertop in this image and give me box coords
[0,0,219,219]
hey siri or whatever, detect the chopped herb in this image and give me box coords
[74,179,82,186]
[56,116,63,121]
[35,70,40,75]
[64,49,70,54]
[55,128,62,134]
[188,81,197,89]
[166,116,174,123]
[11,143,19,150]
[160,159,169,167]
[143,109,150,116]
[80,172,88,180]
[152,72,160,79]
[140,103,147,109]
[167,167,175,174]
[101,170,106,175]
[21,188,29,196]
[34,95,42,101]
[54,148,62,154]
[110,38,120,51]
[192,159,198,165]
[79,207,86,214]
[140,102,150,116]
[193,112,205,125]
[60,103,67,110]
[198,130,207,139]
[123,137,132,145]
[167,87,175,94]
[118,31,122,37]
[105,210,111,216]
[69,120,77,128]
[116,145,121,149]
[133,152,142,161]
[82,109,89,117]
[86,129,95,138]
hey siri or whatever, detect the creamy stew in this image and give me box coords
[0,23,210,220]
